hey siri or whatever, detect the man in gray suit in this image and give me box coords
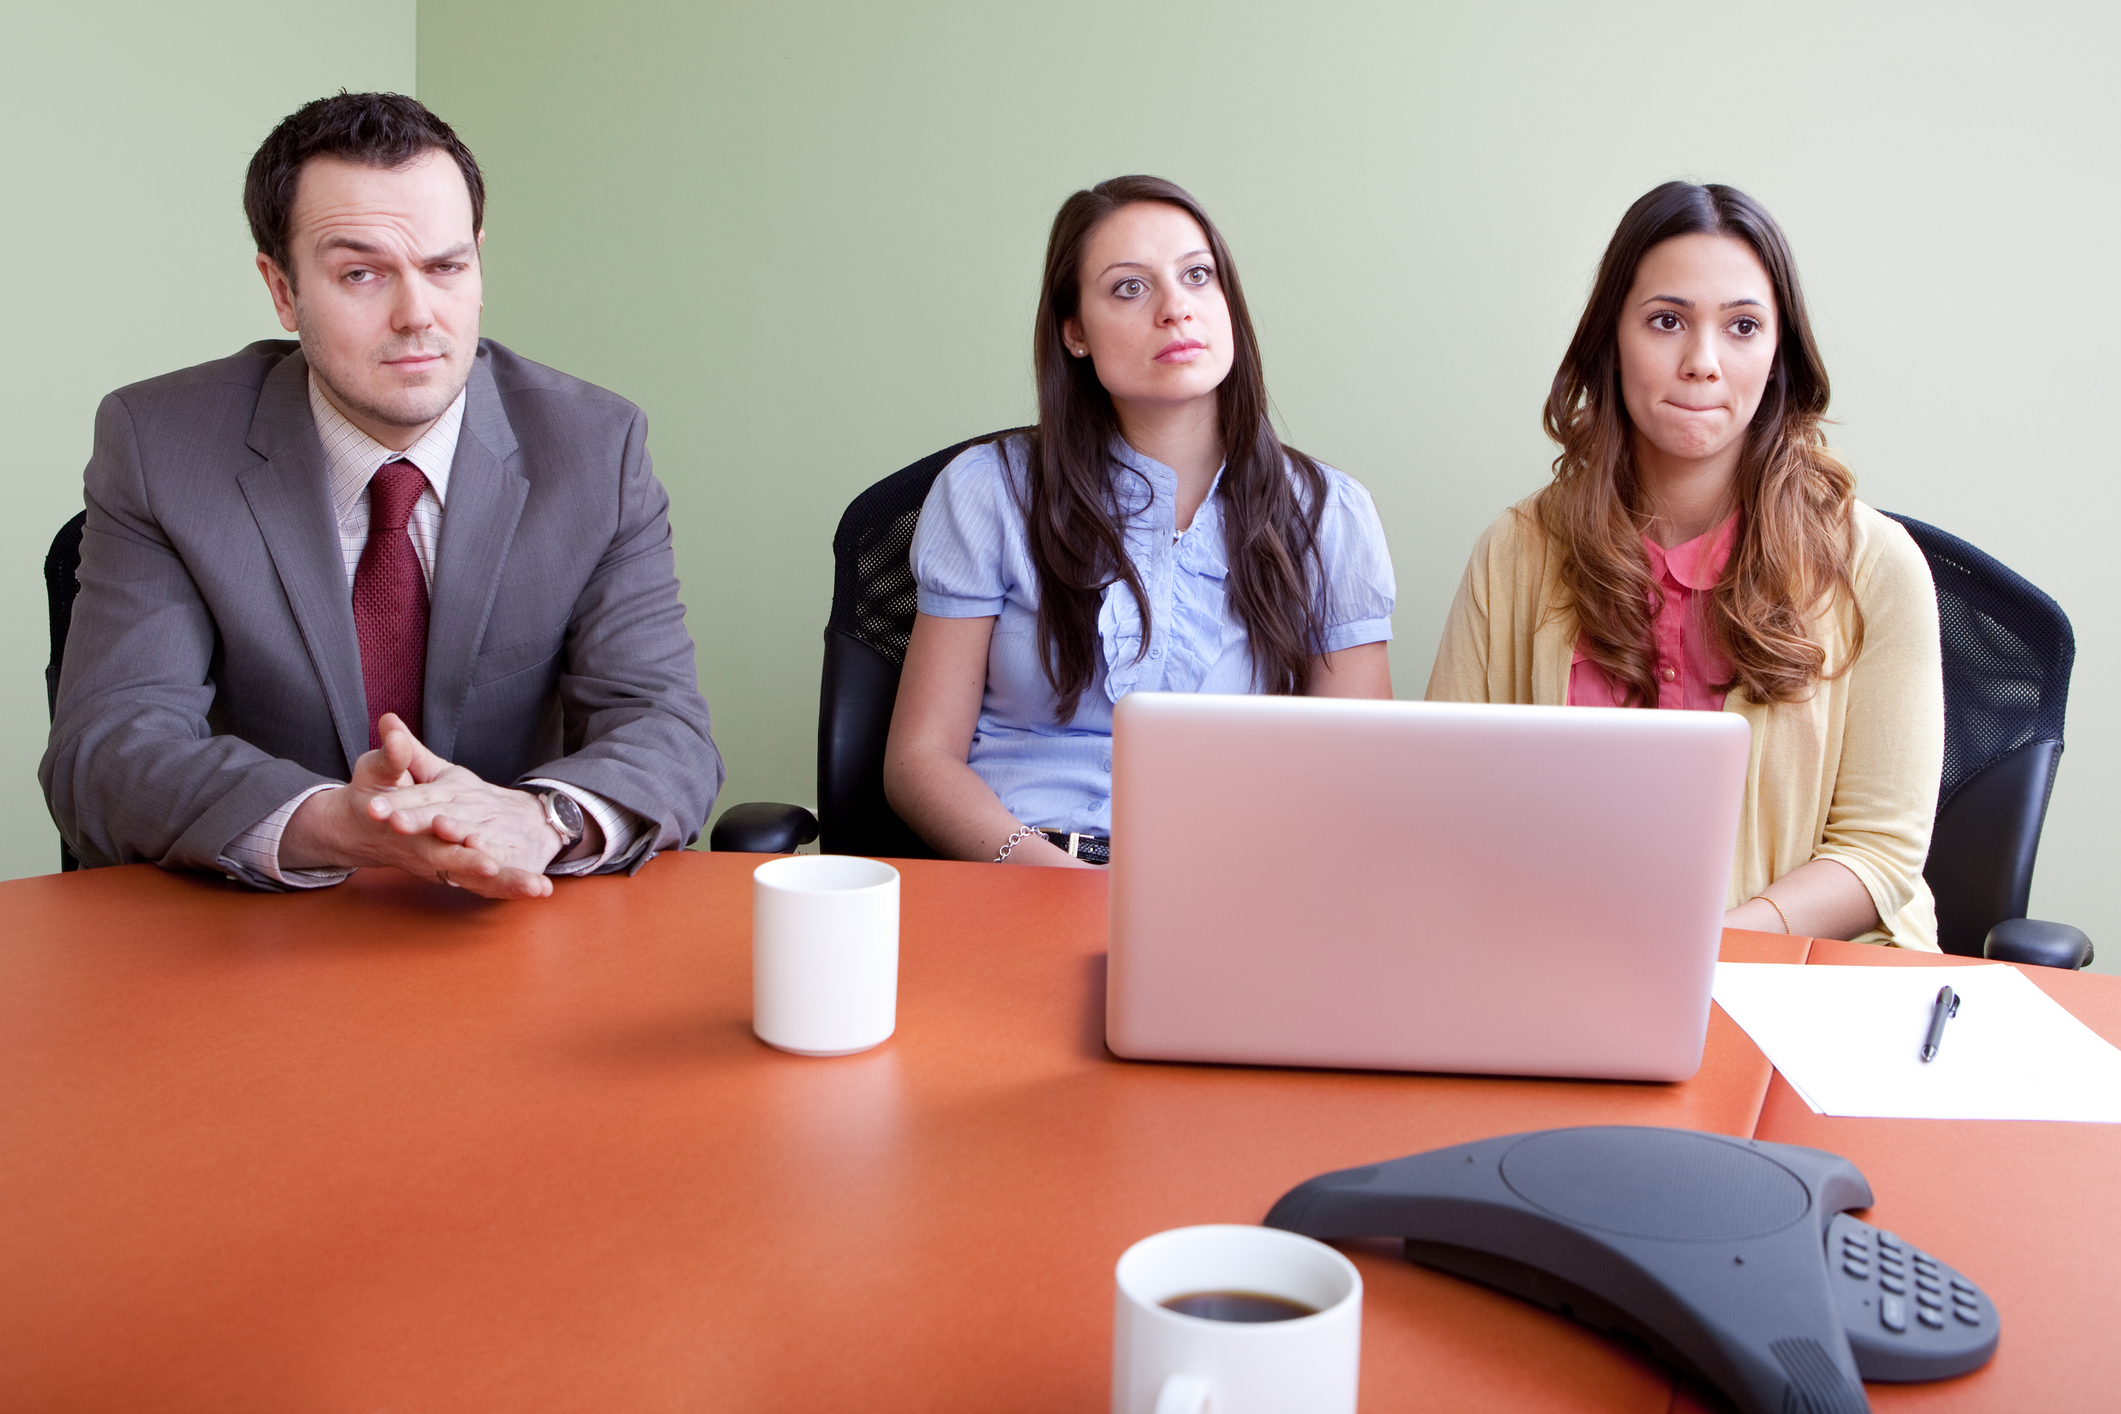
[41,93,722,899]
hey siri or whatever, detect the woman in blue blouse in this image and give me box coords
[884,175,1397,867]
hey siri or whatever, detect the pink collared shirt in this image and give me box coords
[1567,513,1738,712]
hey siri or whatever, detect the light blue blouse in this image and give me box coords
[911,434,1396,835]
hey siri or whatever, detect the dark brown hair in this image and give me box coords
[244,91,486,283]
[1025,175,1328,720]
[1539,180,1861,706]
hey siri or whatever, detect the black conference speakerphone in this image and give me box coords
[1265,1127,1997,1414]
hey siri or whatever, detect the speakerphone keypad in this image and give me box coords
[1827,1213,1999,1380]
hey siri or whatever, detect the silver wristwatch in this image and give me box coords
[535,789,586,850]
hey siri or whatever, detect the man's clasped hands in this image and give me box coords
[278,713,596,898]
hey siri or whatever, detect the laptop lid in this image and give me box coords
[1105,694,1751,1081]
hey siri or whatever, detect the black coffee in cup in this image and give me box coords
[1160,1290,1319,1323]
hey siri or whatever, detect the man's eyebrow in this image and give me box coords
[317,234,388,257]
[1095,249,1212,280]
[315,235,478,264]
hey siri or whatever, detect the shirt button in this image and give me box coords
[1660,665,1677,683]
[1149,647,1162,659]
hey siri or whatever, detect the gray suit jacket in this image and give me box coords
[41,338,723,874]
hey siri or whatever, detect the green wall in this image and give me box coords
[1,1,417,873]
[418,0,2119,967]
[11,3,2116,972]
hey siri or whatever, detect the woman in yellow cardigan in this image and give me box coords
[1427,182,1943,948]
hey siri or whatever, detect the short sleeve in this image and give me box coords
[1313,468,1396,652]
[911,441,1021,618]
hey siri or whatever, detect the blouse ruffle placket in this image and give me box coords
[1095,448,1244,705]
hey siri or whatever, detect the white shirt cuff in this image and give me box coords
[218,784,352,890]
[521,780,648,875]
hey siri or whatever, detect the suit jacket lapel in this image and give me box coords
[237,348,370,775]
[422,349,526,763]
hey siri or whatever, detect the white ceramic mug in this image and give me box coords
[1112,1224,1362,1414]
[751,855,900,1056]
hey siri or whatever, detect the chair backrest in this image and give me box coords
[1882,511,2074,954]
[46,511,85,718]
[816,430,1024,856]
[46,511,86,873]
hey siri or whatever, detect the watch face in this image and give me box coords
[547,791,584,838]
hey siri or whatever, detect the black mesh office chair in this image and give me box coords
[708,432,1020,856]
[46,512,85,717]
[45,512,87,872]
[1883,512,2090,969]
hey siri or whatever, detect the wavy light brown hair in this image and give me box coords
[1023,175,1329,721]
[1539,181,1862,707]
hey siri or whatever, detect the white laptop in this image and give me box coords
[1105,694,1751,1082]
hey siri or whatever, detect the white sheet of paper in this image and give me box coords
[1711,962,2121,1123]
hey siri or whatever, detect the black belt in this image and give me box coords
[1037,828,1110,866]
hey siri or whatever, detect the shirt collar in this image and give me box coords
[1110,436,1227,510]
[1645,511,1740,591]
[308,372,467,522]
[1111,436,1175,489]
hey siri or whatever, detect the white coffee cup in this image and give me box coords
[1113,1224,1362,1414]
[751,855,900,1056]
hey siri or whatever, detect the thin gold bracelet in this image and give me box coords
[1747,895,1793,935]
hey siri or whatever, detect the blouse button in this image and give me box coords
[1149,647,1162,659]
[1660,665,1677,683]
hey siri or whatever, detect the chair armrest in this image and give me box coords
[1983,918,2094,970]
[709,802,820,854]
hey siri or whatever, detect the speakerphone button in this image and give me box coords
[1880,1295,1908,1332]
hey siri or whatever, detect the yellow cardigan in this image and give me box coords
[1425,498,1943,949]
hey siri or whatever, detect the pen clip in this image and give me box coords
[1947,993,1961,1019]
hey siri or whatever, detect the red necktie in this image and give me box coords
[353,460,431,748]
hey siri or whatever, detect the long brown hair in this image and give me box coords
[1539,181,1862,706]
[1023,175,1328,721]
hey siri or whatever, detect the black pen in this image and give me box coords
[1920,985,1960,1063]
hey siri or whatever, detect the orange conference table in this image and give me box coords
[1,852,2114,1412]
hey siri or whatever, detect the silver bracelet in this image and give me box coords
[993,824,1037,864]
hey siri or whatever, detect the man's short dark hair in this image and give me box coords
[244,91,486,279]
